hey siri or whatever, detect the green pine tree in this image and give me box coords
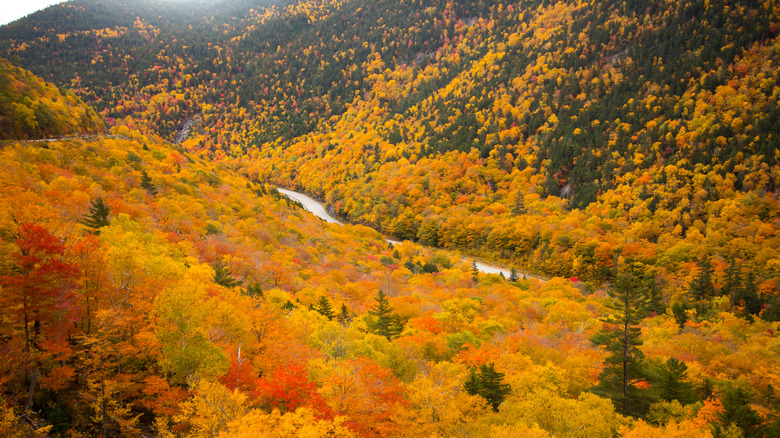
[80,197,110,233]
[591,271,651,417]
[244,282,263,298]
[651,357,695,404]
[368,290,403,339]
[337,303,352,326]
[713,380,766,438]
[315,295,335,320]
[509,267,519,282]
[689,256,715,303]
[735,270,762,317]
[140,169,157,195]
[464,362,512,412]
[214,261,243,288]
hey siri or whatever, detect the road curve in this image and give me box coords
[277,187,545,282]
[277,188,342,225]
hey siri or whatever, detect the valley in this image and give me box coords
[0,0,778,437]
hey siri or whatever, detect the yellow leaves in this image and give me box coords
[501,389,620,438]
[405,361,488,434]
[0,404,26,438]
[620,419,713,438]
[154,263,228,382]
[175,379,248,437]
[216,408,356,438]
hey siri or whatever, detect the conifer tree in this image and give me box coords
[337,303,352,326]
[591,271,651,417]
[245,282,263,298]
[735,270,762,317]
[80,197,110,233]
[512,191,526,215]
[509,267,519,282]
[368,290,402,339]
[464,362,511,412]
[689,256,715,302]
[214,262,243,288]
[651,358,695,404]
[140,169,157,195]
[315,295,334,320]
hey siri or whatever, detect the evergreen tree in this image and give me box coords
[591,271,651,417]
[735,270,762,317]
[672,301,689,329]
[512,190,526,215]
[214,261,243,288]
[714,380,765,438]
[651,357,695,404]
[509,267,519,282]
[80,196,110,233]
[464,362,512,412]
[689,256,715,302]
[368,290,402,339]
[337,303,352,326]
[244,282,263,298]
[140,169,157,195]
[315,295,335,320]
[724,257,741,306]
[644,271,665,315]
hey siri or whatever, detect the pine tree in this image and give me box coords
[464,362,511,412]
[244,282,263,298]
[509,267,519,282]
[689,256,714,302]
[368,290,402,339]
[714,380,766,438]
[214,262,243,288]
[80,197,110,233]
[512,190,526,215]
[735,270,762,317]
[652,358,695,404]
[591,271,651,417]
[337,303,352,326]
[140,169,157,195]
[315,295,334,320]
[644,271,665,315]
[724,257,741,306]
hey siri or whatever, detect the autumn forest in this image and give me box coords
[0,0,779,436]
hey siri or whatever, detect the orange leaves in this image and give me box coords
[319,358,408,437]
[141,375,189,417]
[410,315,443,334]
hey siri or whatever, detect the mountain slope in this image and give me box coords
[2,0,777,289]
[1,5,780,437]
[0,58,103,139]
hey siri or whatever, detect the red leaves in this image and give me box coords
[254,363,332,417]
[220,356,262,395]
[0,223,81,352]
[220,358,332,418]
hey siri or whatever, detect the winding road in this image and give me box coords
[278,188,546,282]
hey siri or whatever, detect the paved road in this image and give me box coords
[278,188,343,225]
[278,188,546,282]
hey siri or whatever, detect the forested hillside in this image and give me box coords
[0,58,102,139]
[1,0,779,436]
